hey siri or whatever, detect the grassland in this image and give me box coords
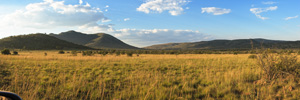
[1,51,300,99]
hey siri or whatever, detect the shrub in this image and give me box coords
[1,49,11,55]
[13,51,18,55]
[115,51,121,56]
[58,50,65,54]
[101,51,108,56]
[82,51,94,56]
[233,51,238,55]
[126,52,133,57]
[248,54,257,59]
[257,50,300,82]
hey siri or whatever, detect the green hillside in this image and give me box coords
[145,39,300,50]
[0,34,92,50]
[50,31,138,49]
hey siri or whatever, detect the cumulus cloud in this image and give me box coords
[78,25,213,47]
[0,0,105,28]
[78,24,213,47]
[201,7,231,15]
[124,18,130,21]
[79,0,83,5]
[284,15,298,20]
[0,0,213,47]
[79,23,115,34]
[136,0,190,16]
[112,29,213,47]
[250,6,277,20]
[262,1,278,5]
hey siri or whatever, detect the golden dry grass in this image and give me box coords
[0,51,300,99]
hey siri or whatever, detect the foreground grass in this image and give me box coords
[0,51,300,99]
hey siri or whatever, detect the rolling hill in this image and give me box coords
[0,34,92,50]
[145,39,300,50]
[50,30,138,49]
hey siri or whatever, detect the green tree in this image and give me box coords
[1,49,11,55]
[58,50,65,54]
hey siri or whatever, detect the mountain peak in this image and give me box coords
[59,30,84,35]
[51,31,138,49]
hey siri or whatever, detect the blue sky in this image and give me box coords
[0,0,299,47]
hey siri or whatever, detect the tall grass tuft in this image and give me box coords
[257,49,300,82]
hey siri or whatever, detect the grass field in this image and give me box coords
[1,51,300,99]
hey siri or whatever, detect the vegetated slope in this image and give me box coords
[145,39,300,50]
[0,34,92,50]
[50,30,138,49]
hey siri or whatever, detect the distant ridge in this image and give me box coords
[50,30,138,49]
[145,39,300,50]
[0,34,92,50]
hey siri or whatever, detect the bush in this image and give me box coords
[13,51,18,55]
[101,51,108,56]
[58,50,65,54]
[126,52,133,57]
[233,51,238,55]
[82,51,94,56]
[1,49,11,55]
[115,51,121,56]
[257,50,300,82]
[248,54,257,59]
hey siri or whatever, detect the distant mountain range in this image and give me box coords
[50,30,138,49]
[1,31,300,50]
[145,39,300,50]
[0,34,91,50]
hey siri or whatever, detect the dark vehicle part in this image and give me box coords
[0,91,22,100]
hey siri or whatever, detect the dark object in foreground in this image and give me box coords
[0,91,22,100]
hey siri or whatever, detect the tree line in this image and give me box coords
[61,49,300,56]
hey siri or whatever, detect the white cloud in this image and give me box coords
[0,0,213,47]
[105,5,109,8]
[78,25,213,47]
[137,0,190,16]
[112,29,213,47]
[0,0,106,29]
[250,6,278,20]
[79,0,83,5]
[124,18,130,21]
[284,15,298,20]
[79,23,115,34]
[262,1,278,5]
[201,7,231,15]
